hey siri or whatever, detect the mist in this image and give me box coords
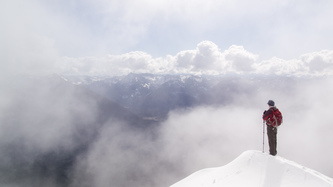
[157,76,333,185]
[1,70,333,187]
[87,76,332,187]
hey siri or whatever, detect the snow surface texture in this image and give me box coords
[171,150,333,187]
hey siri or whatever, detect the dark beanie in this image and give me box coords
[267,100,275,106]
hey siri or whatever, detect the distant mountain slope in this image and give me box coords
[63,73,302,119]
[171,150,333,187]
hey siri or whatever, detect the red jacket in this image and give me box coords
[263,107,276,126]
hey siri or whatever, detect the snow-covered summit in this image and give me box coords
[171,150,333,187]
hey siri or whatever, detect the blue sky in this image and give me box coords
[1,0,333,75]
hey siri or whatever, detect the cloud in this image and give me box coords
[0,0,59,76]
[0,79,98,155]
[58,51,174,76]
[173,42,258,74]
[224,45,258,72]
[159,106,263,170]
[174,41,224,74]
[56,41,333,76]
[300,50,333,75]
[71,123,164,187]
[253,57,306,76]
[68,76,333,187]
[157,77,333,180]
[253,50,333,76]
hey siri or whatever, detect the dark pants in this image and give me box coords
[267,126,277,156]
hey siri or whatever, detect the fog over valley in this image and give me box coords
[1,73,333,186]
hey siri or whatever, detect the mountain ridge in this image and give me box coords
[171,150,333,187]
[62,73,304,120]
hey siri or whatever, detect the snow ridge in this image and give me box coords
[171,150,333,187]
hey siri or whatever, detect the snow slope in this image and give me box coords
[171,150,333,187]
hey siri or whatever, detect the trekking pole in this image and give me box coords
[262,120,265,153]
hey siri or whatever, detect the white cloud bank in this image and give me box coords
[57,41,333,77]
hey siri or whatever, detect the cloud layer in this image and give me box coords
[58,41,333,76]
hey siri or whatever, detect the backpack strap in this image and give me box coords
[272,112,278,127]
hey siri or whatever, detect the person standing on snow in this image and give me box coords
[262,100,283,156]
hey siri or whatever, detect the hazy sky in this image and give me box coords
[1,0,333,76]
